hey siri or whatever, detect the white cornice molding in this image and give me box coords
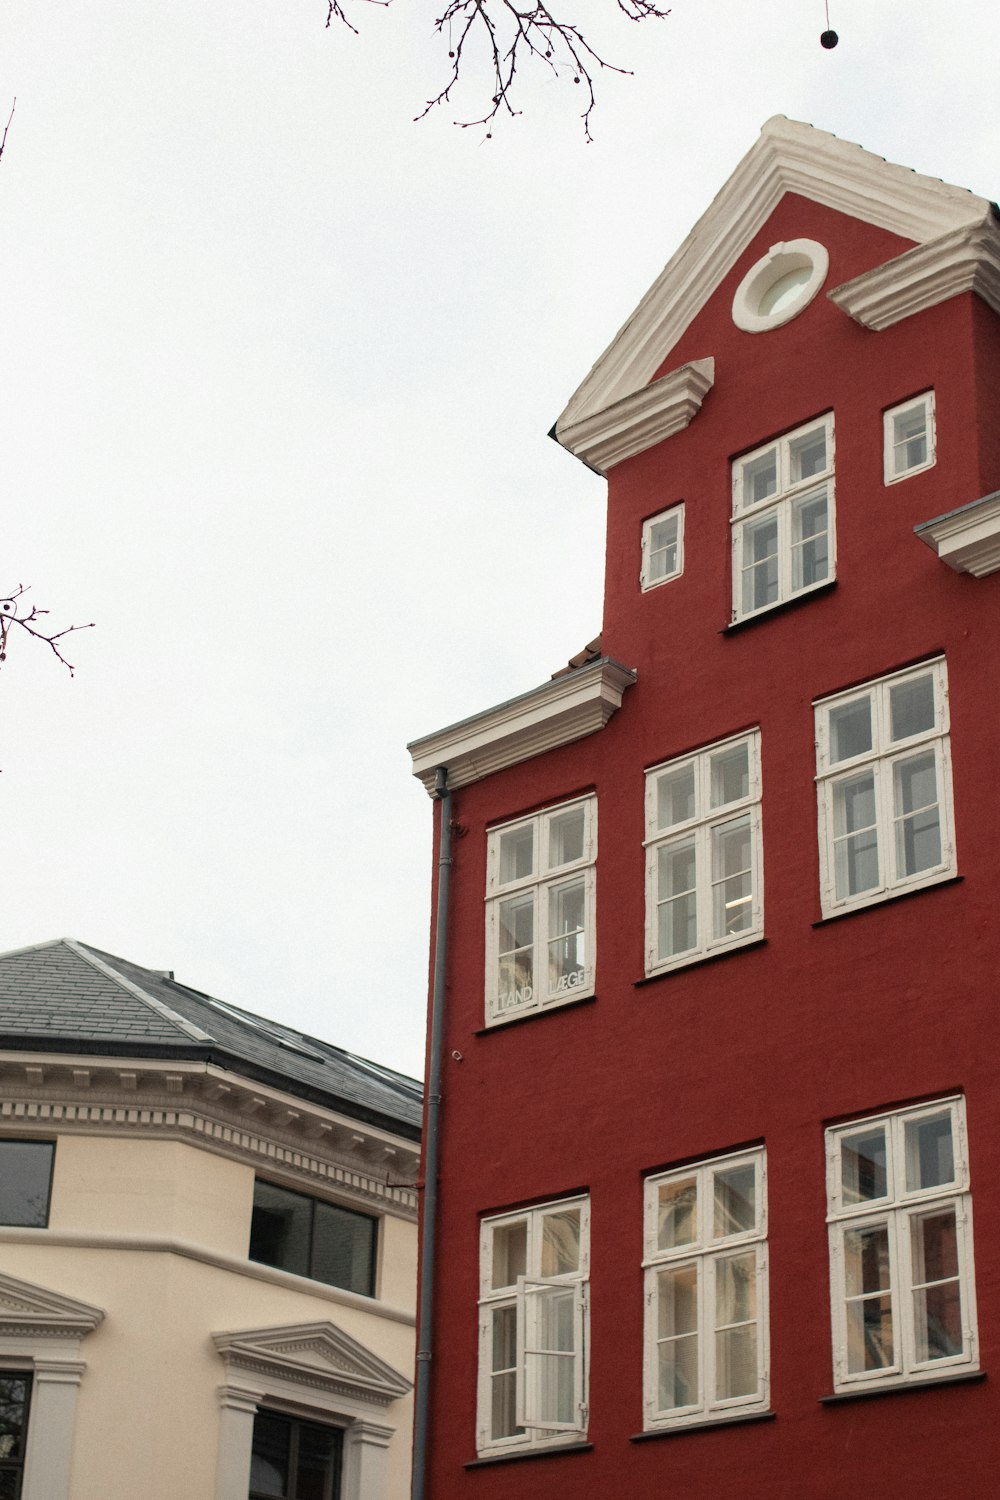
[915,491,1000,577]
[0,1271,104,1341]
[556,358,714,473]
[213,1320,412,1406]
[408,658,636,795]
[828,216,1000,330]
[556,117,992,447]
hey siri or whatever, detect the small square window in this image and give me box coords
[884,393,936,484]
[0,1141,54,1228]
[641,505,684,590]
[249,1179,377,1296]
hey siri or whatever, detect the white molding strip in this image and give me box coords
[408,658,636,794]
[0,1228,416,1325]
[556,358,715,473]
[555,117,991,445]
[828,216,1000,330]
[915,491,1000,577]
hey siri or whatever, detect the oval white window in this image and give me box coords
[732,239,829,333]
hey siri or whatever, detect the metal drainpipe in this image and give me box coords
[411,765,452,1500]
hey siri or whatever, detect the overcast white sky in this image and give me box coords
[0,0,997,1078]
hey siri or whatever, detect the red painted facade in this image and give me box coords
[416,140,1000,1498]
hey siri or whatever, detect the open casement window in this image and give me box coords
[485,797,596,1023]
[826,1098,977,1393]
[477,1196,589,1456]
[731,414,835,621]
[884,392,936,484]
[815,658,955,917]
[644,731,762,974]
[643,1150,769,1429]
[641,505,685,590]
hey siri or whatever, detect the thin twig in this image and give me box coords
[0,98,15,165]
[0,585,94,677]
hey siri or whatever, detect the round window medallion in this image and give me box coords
[732,239,829,333]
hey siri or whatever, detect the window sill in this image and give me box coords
[631,1410,775,1442]
[723,579,837,634]
[813,873,963,927]
[465,1442,593,1469]
[635,938,767,987]
[820,1369,985,1405]
[474,993,597,1036]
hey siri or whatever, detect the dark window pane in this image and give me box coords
[296,1419,342,1500]
[312,1202,377,1296]
[0,1143,54,1228]
[249,1182,312,1278]
[250,1412,290,1498]
[0,1371,31,1499]
[250,1412,342,1500]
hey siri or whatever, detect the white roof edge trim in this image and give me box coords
[409,657,637,795]
[67,939,214,1043]
[556,117,992,443]
[828,215,1000,330]
[556,358,715,473]
[915,490,1000,578]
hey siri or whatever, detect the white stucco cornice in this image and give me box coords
[915,491,1000,577]
[556,358,715,474]
[555,118,993,461]
[828,215,1000,330]
[213,1320,412,1405]
[408,657,636,795]
[0,1271,104,1341]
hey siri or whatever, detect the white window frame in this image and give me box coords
[477,1196,590,1457]
[884,392,936,484]
[641,504,685,591]
[644,731,763,976]
[826,1097,977,1394]
[814,658,955,918]
[731,414,835,622]
[643,1149,769,1430]
[485,796,596,1024]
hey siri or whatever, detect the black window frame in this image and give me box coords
[248,1178,378,1297]
[0,1141,55,1229]
[249,1409,343,1500]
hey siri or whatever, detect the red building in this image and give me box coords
[407,118,1000,1498]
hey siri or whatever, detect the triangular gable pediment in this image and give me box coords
[213,1319,412,1402]
[0,1271,105,1338]
[556,117,993,459]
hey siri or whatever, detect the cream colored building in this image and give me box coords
[0,938,421,1500]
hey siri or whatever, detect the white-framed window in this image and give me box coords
[884,392,935,484]
[641,505,684,590]
[826,1097,977,1393]
[643,1149,768,1429]
[485,796,596,1024]
[644,731,762,975]
[814,658,955,917]
[477,1196,589,1456]
[731,414,834,621]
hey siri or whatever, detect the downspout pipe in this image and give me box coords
[412,765,452,1500]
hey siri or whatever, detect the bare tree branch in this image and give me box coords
[0,99,14,166]
[0,585,94,677]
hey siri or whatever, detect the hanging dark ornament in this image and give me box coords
[820,28,839,47]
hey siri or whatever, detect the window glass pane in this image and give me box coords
[656,764,696,828]
[741,515,779,613]
[249,1182,311,1278]
[296,1421,341,1500]
[715,1252,758,1400]
[711,817,752,939]
[0,1376,29,1466]
[548,807,585,869]
[541,1206,581,1276]
[491,1306,522,1438]
[911,1210,962,1362]
[759,264,812,317]
[893,405,927,473]
[657,1177,697,1251]
[841,1127,888,1203]
[791,491,828,590]
[548,879,586,994]
[492,1221,527,1288]
[312,1201,376,1295]
[905,1112,955,1192]
[649,514,679,580]
[250,1413,290,1498]
[709,743,749,808]
[0,1142,54,1228]
[657,1264,699,1410]
[713,1164,756,1238]
[844,1224,894,1372]
[715,1251,756,1326]
[498,894,534,1009]
[789,427,827,481]
[740,450,777,506]
[833,772,879,899]
[499,824,534,884]
[829,697,872,763]
[890,674,935,742]
[893,751,940,877]
[529,1285,577,1425]
[657,841,697,959]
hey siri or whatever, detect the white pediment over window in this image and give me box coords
[0,1271,105,1340]
[212,1320,412,1407]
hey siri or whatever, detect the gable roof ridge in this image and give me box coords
[556,117,994,444]
[66,939,213,1044]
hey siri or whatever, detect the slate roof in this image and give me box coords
[0,939,421,1140]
